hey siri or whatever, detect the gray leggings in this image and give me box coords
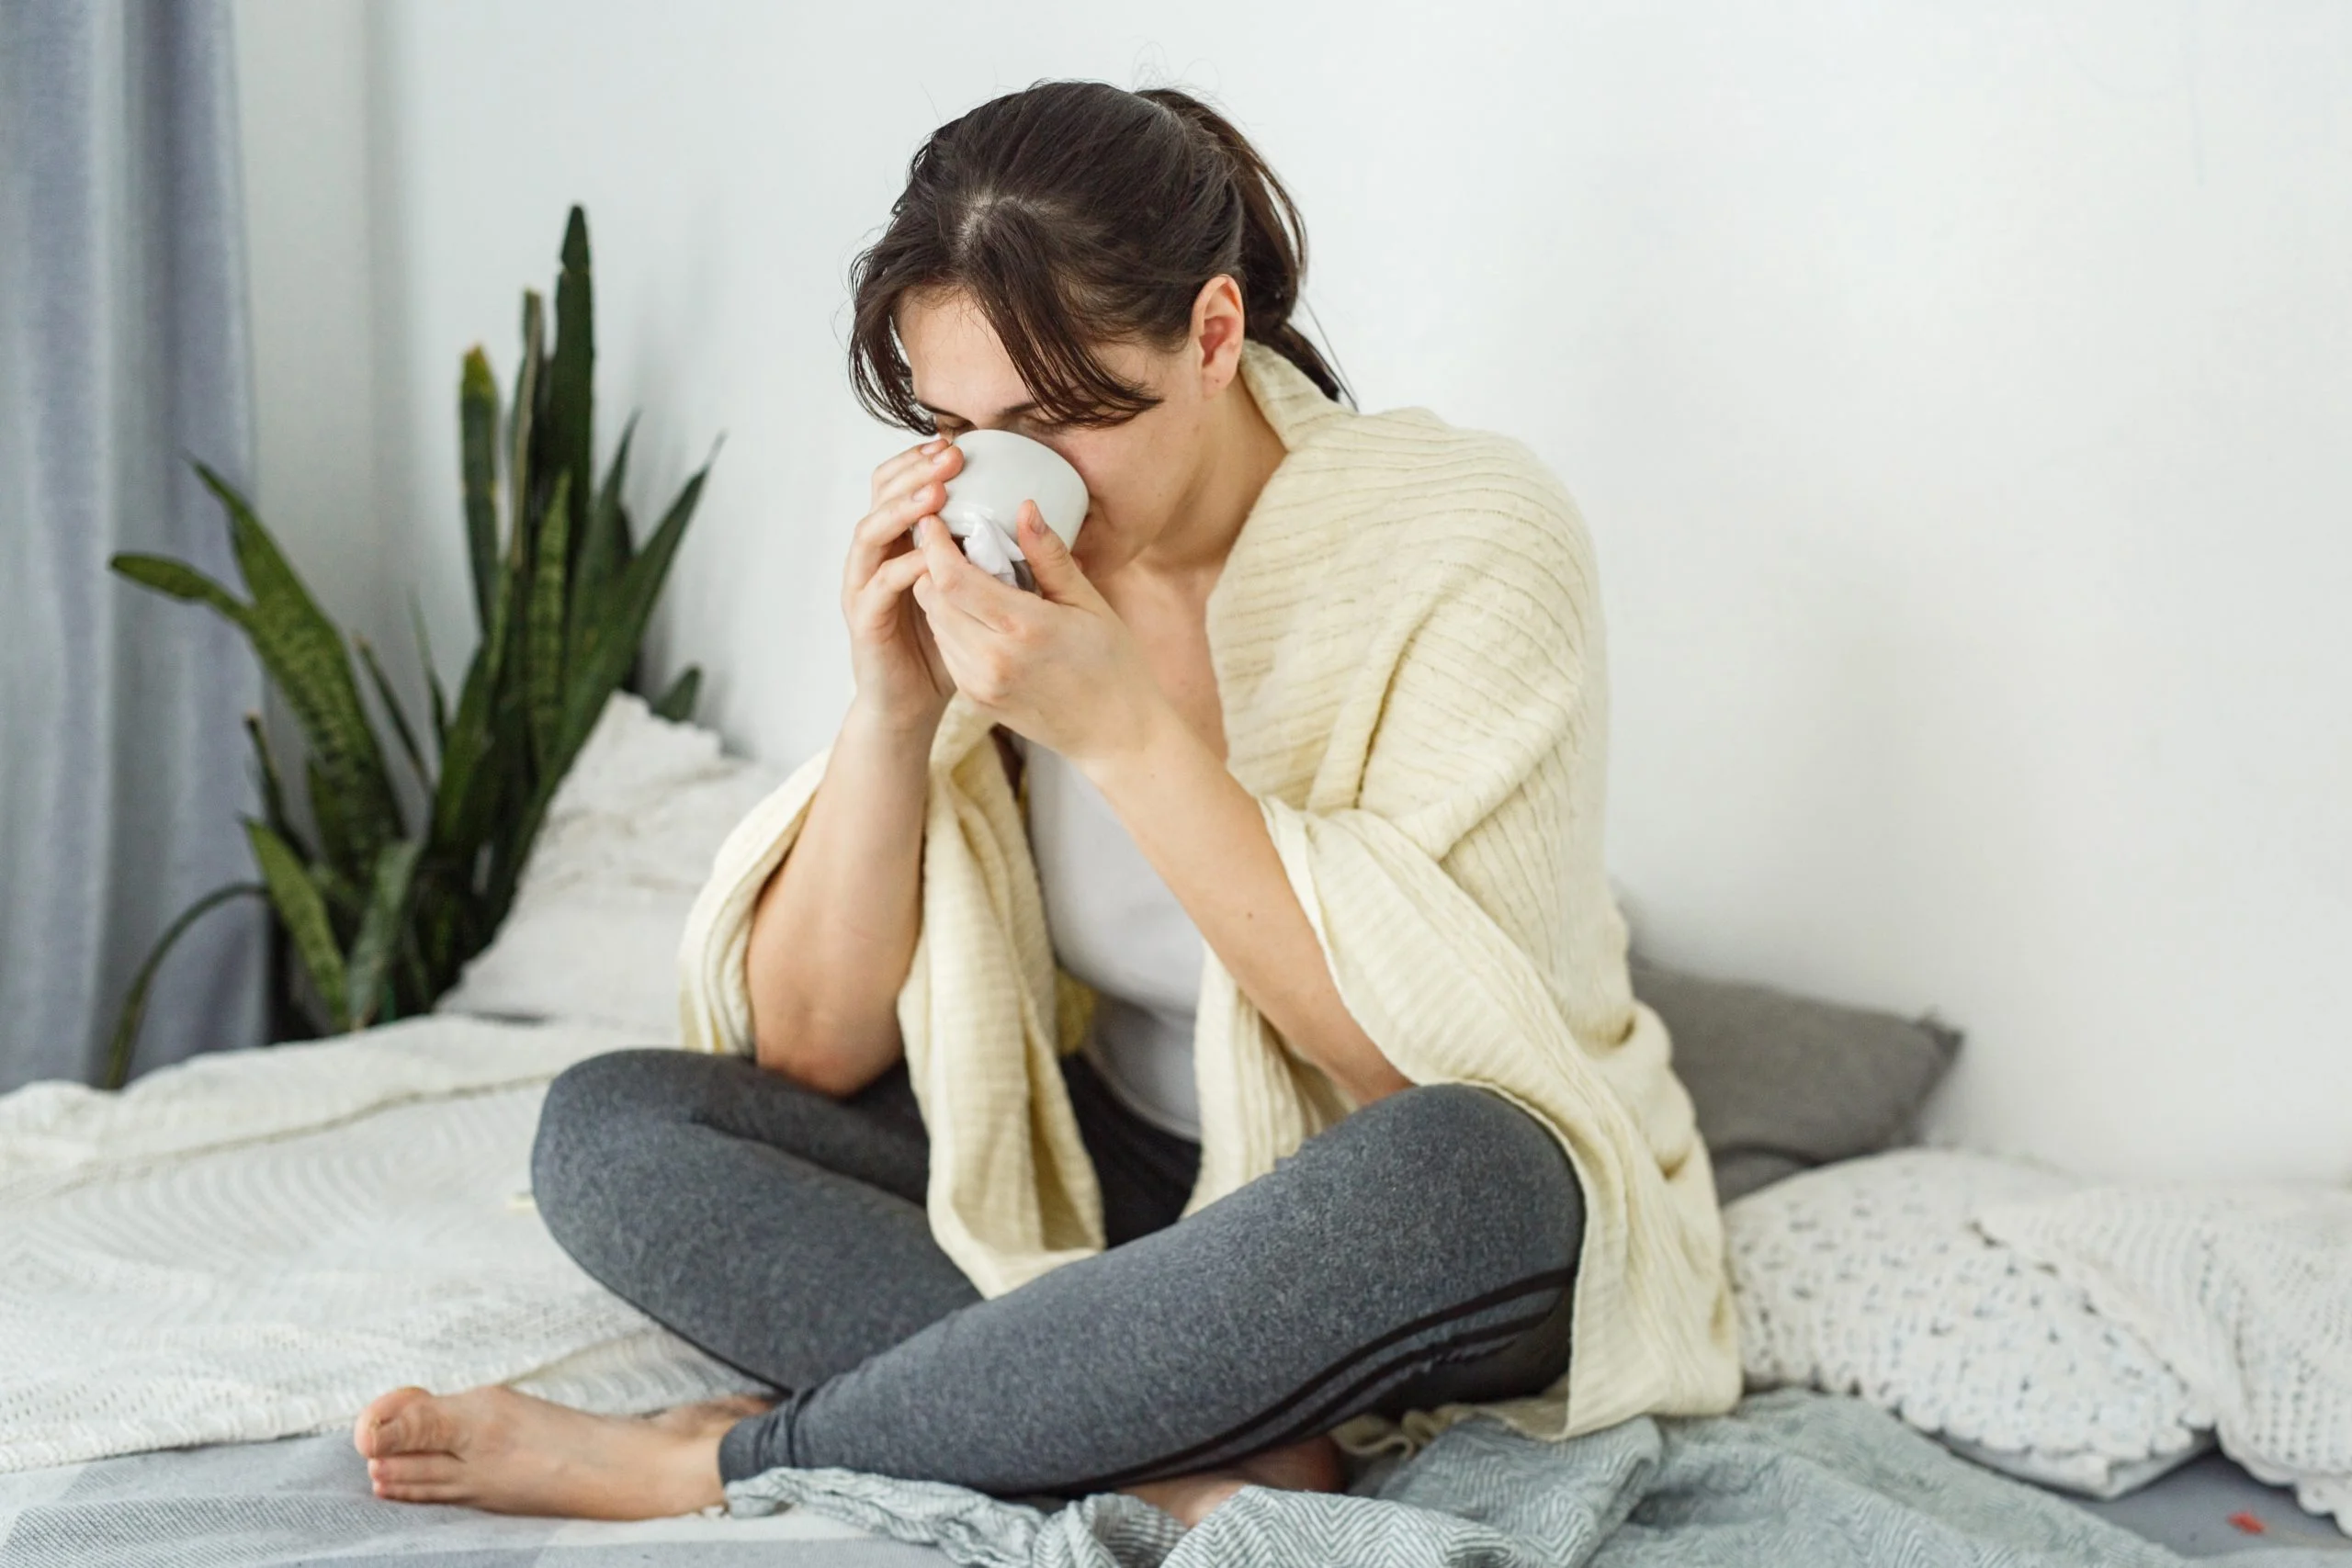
[528,1043,1584,1499]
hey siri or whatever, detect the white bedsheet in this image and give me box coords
[0,1015,764,1473]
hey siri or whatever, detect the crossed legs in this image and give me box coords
[355,1044,1584,1524]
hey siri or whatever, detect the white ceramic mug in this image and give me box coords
[936,429,1089,592]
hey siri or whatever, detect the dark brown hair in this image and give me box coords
[846,81,1349,433]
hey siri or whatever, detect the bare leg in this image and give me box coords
[352,1385,773,1518]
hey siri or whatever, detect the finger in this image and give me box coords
[846,547,931,635]
[1013,500,1090,606]
[913,571,1024,709]
[867,436,953,507]
[843,465,957,594]
[848,441,964,575]
[911,570,995,693]
[913,515,1029,637]
[909,571,971,679]
[908,516,986,629]
[842,486,922,592]
[875,440,962,513]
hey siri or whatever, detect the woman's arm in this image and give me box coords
[743,699,935,1097]
[899,503,1414,1109]
[1084,706,1416,1111]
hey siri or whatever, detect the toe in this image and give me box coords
[355,1387,433,1458]
[368,1388,461,1458]
[369,1452,460,1488]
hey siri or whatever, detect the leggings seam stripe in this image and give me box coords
[1059,1297,1564,1494]
[1210,1300,1566,1467]
[1049,1265,1574,1492]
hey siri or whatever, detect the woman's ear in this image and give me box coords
[1192,273,1249,395]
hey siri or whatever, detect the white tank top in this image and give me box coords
[1013,732,1204,1141]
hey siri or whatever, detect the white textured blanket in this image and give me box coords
[0,1015,763,1473]
[1977,1182,2352,1531]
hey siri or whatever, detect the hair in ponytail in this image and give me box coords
[847,80,1350,432]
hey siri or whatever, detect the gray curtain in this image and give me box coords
[0,0,266,1091]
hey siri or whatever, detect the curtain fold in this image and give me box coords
[0,0,267,1090]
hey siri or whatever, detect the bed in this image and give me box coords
[3,1007,2341,1567]
[4,1355,2346,1565]
[5,696,2342,1565]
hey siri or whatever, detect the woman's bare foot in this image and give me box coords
[1118,1432,1345,1529]
[352,1384,775,1517]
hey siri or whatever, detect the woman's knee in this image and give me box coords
[537,1046,710,1146]
[530,1047,716,1242]
[1313,1079,1587,1268]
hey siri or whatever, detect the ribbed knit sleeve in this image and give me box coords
[1218,433,1739,1453]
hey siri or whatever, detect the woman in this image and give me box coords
[354,80,1739,1528]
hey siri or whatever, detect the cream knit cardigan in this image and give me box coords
[675,341,1741,1460]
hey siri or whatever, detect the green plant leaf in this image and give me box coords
[192,461,401,880]
[481,781,554,928]
[480,446,556,924]
[110,553,243,616]
[305,753,366,879]
[509,291,545,589]
[545,206,594,574]
[460,348,502,634]
[103,881,266,1089]
[394,922,433,1019]
[245,818,350,1032]
[557,446,717,763]
[432,687,506,867]
[650,664,701,722]
[570,412,637,668]
[526,468,573,774]
[477,497,540,859]
[345,837,422,1027]
[305,846,360,916]
[430,465,520,850]
[241,711,307,861]
[408,591,448,752]
[355,634,429,798]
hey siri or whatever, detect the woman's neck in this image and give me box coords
[1132,358,1290,589]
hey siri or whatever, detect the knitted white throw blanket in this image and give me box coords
[1976,1182,2352,1530]
[0,1015,763,1473]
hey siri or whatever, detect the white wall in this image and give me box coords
[233,0,2352,1184]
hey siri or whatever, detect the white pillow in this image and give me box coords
[1977,1183,2352,1531]
[435,692,783,1039]
[1725,1147,2212,1498]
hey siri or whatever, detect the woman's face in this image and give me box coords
[894,284,1240,577]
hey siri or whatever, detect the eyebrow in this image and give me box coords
[915,398,1038,426]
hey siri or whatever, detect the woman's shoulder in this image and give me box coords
[1279,392,1609,606]
[1283,395,1598,586]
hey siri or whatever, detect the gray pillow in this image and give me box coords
[1628,953,1962,1204]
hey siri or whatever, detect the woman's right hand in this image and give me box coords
[842,436,965,733]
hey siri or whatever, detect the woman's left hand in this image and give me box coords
[908,502,1168,768]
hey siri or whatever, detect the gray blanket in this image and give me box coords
[727,1388,2343,1567]
[3,1389,2339,1567]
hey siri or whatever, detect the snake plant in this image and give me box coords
[104,205,714,1087]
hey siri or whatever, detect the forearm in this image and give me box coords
[744,700,934,1095]
[1081,704,1414,1110]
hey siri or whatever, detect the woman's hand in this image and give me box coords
[842,437,965,733]
[907,502,1170,769]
